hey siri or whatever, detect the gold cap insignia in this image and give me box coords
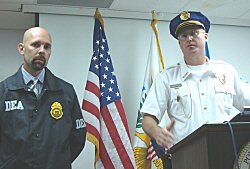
[180,11,190,20]
[219,74,227,85]
[50,102,63,119]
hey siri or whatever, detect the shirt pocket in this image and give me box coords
[170,86,192,117]
[214,84,235,115]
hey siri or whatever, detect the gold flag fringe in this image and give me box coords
[86,132,99,167]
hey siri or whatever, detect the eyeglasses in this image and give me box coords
[178,30,205,41]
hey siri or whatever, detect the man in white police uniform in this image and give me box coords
[141,11,250,150]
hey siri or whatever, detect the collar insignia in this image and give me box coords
[180,11,190,20]
[219,74,227,85]
[50,102,63,119]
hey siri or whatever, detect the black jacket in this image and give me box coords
[0,66,87,169]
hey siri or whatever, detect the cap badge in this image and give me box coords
[50,102,63,119]
[180,11,190,20]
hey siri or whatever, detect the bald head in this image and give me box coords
[23,27,52,44]
[18,27,52,76]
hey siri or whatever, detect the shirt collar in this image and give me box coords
[206,59,222,79]
[21,65,45,85]
[178,60,191,81]
[179,57,211,81]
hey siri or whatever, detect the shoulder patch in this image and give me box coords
[236,70,248,83]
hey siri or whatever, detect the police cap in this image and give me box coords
[170,11,210,39]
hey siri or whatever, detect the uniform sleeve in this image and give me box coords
[233,69,250,111]
[69,89,87,163]
[140,73,170,122]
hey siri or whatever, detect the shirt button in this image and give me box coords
[36,133,39,138]
[206,121,209,124]
[204,107,207,110]
[200,79,202,82]
[201,93,205,95]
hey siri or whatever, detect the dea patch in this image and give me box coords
[5,100,24,111]
[233,139,250,169]
[50,102,63,119]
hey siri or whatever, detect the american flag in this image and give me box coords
[82,10,136,169]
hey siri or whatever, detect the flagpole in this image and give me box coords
[150,10,165,70]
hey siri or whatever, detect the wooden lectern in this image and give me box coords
[168,122,250,169]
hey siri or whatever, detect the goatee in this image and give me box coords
[32,55,46,71]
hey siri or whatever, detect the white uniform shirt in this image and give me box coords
[141,59,250,144]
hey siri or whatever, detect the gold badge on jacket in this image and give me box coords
[219,74,227,85]
[50,102,63,119]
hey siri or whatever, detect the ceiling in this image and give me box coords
[1,0,250,30]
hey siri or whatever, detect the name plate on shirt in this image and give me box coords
[170,83,182,88]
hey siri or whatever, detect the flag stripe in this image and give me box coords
[85,123,100,142]
[82,90,100,111]
[85,80,100,98]
[114,101,137,165]
[99,138,115,169]
[82,100,100,121]
[82,109,100,133]
[101,103,135,168]
[115,100,131,140]
[99,113,123,168]
[87,71,100,86]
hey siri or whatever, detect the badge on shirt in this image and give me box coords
[218,74,227,85]
[50,102,63,119]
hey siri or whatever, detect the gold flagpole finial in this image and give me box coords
[94,8,105,29]
[151,10,156,20]
[95,8,99,13]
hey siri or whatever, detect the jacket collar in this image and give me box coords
[6,66,26,91]
[43,67,63,91]
[7,66,62,91]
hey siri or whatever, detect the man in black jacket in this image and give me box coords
[0,27,87,169]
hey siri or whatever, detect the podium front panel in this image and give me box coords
[168,123,250,169]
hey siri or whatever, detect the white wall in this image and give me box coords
[0,29,25,80]
[1,13,250,168]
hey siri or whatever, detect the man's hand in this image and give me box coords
[142,114,176,150]
[154,119,175,149]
